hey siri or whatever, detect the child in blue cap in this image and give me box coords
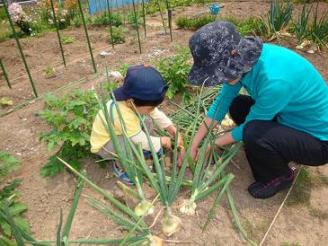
[90,64,183,184]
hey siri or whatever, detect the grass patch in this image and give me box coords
[176,14,216,30]
[281,242,301,246]
[309,206,328,220]
[242,217,269,242]
[0,152,20,180]
[223,16,268,36]
[286,167,312,206]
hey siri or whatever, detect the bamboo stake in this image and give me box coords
[141,0,147,37]
[131,0,142,54]
[49,0,66,66]
[77,0,97,73]
[106,0,115,48]
[3,0,38,97]
[0,58,11,89]
[164,0,173,41]
[156,0,167,34]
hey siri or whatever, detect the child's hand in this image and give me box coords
[177,133,184,149]
[161,136,172,150]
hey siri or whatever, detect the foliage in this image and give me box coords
[43,66,56,78]
[0,179,31,245]
[61,35,75,44]
[309,4,328,46]
[108,26,126,44]
[92,12,123,27]
[39,88,113,177]
[0,152,20,181]
[293,3,312,42]
[223,16,268,37]
[0,6,6,21]
[156,47,192,101]
[127,10,143,29]
[267,0,293,33]
[176,14,216,30]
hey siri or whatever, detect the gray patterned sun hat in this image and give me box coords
[188,21,263,86]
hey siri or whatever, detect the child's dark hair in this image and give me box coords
[133,97,164,107]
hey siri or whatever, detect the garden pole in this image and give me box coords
[3,0,38,97]
[132,0,142,54]
[77,0,97,73]
[141,0,146,37]
[156,0,167,34]
[0,58,12,89]
[50,0,67,67]
[164,0,172,41]
[121,0,126,26]
[106,0,115,48]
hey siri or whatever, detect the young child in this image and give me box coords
[90,64,183,184]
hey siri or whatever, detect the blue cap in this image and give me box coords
[113,65,168,101]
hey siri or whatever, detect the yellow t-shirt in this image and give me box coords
[90,100,141,153]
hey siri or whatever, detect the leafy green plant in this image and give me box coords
[268,0,293,33]
[0,152,20,181]
[0,179,31,246]
[61,35,75,44]
[176,14,216,30]
[156,47,192,100]
[43,66,56,78]
[127,10,143,29]
[108,26,125,44]
[39,88,111,177]
[92,12,123,27]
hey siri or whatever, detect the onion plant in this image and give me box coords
[309,3,328,47]
[294,3,312,43]
[179,143,241,215]
[268,0,293,33]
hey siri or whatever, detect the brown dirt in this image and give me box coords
[1,1,328,245]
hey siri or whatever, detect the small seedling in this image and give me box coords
[0,97,13,107]
[43,66,56,78]
[61,35,75,44]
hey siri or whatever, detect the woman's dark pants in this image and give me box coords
[229,95,328,183]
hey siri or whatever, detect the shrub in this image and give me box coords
[108,26,125,44]
[92,12,123,27]
[176,14,216,30]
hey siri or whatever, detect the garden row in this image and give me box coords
[176,0,328,48]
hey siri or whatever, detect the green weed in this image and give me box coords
[0,152,20,181]
[286,167,311,206]
[176,14,216,30]
[309,207,328,220]
[61,35,75,44]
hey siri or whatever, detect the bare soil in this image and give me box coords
[1,1,328,245]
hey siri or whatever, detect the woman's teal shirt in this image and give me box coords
[208,44,328,142]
